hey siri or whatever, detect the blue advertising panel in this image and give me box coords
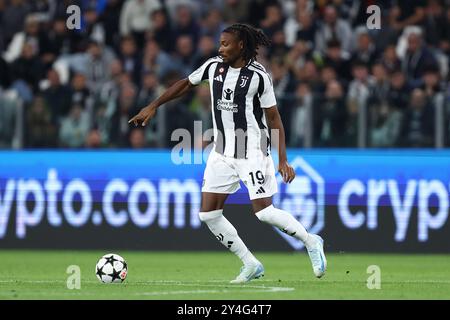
[0,149,449,252]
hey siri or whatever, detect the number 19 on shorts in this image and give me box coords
[249,170,265,186]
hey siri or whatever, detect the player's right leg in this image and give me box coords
[199,192,264,284]
[199,151,263,283]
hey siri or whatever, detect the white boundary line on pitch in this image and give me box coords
[2,279,450,284]
[2,279,450,297]
[0,279,295,296]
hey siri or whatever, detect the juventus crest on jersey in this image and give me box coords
[188,56,277,159]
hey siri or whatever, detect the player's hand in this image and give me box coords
[128,104,157,126]
[278,161,295,184]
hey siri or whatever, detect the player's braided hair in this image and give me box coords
[222,23,271,62]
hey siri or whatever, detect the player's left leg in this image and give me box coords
[240,153,326,278]
[251,197,327,278]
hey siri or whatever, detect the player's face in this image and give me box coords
[218,32,243,65]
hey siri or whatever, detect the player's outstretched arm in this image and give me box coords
[128,78,194,126]
[264,106,295,184]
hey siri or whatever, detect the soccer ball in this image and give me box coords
[95,253,128,283]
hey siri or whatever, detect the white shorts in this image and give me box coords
[202,150,278,200]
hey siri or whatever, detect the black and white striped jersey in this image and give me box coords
[188,56,277,159]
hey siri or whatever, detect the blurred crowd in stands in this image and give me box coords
[0,0,449,149]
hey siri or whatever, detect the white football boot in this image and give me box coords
[230,262,265,284]
[306,234,327,278]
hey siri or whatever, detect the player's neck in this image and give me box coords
[229,57,247,69]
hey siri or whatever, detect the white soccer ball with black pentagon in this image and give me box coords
[95,253,128,283]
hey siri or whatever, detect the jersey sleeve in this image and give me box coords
[188,58,217,85]
[260,73,277,109]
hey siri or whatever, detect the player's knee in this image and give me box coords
[200,192,228,212]
[252,198,274,215]
[255,205,276,224]
[199,209,223,222]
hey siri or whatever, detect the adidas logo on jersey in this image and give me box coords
[214,75,223,82]
[256,187,266,194]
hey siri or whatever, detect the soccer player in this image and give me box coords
[129,24,326,283]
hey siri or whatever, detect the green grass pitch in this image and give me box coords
[1,250,450,300]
